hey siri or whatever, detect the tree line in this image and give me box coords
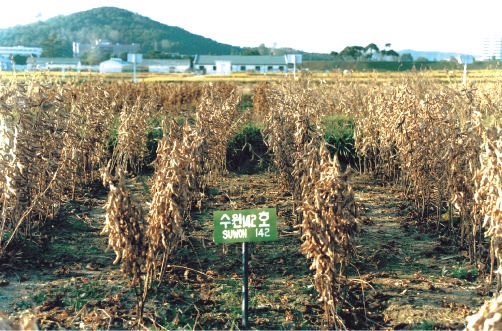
[330,43,408,61]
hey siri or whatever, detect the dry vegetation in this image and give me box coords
[0,71,501,329]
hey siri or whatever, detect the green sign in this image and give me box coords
[214,208,277,244]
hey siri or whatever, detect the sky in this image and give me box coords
[0,0,501,57]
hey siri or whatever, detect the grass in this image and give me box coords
[3,68,502,84]
[412,319,435,330]
[32,292,46,305]
[226,124,270,174]
[61,280,108,310]
[322,114,357,167]
[450,266,479,281]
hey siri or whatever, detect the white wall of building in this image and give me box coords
[482,35,502,60]
[148,64,190,73]
[99,58,125,73]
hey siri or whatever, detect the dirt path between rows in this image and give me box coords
[0,171,494,330]
[349,173,491,329]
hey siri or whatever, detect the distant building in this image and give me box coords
[0,56,11,71]
[99,58,127,73]
[193,55,300,75]
[482,35,502,60]
[0,46,42,58]
[0,46,42,71]
[143,59,191,73]
[73,40,140,57]
[36,57,82,71]
[98,58,192,73]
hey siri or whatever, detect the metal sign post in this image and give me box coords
[214,208,277,328]
[127,53,143,83]
[457,55,474,86]
[242,242,249,328]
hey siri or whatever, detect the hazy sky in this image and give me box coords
[0,0,500,56]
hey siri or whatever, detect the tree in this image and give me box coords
[386,50,400,60]
[257,43,270,55]
[400,53,413,62]
[364,43,380,60]
[80,50,108,65]
[41,33,72,57]
[380,49,400,61]
[340,46,364,60]
[12,55,27,65]
[242,48,260,55]
[415,56,429,62]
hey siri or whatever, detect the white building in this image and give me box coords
[482,35,502,60]
[35,57,82,71]
[0,57,11,71]
[99,58,127,73]
[143,59,191,73]
[193,55,301,75]
[0,46,42,58]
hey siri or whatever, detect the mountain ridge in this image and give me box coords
[0,6,475,61]
[398,49,475,61]
[0,7,242,57]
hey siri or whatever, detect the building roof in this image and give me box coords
[38,57,81,65]
[194,55,288,65]
[0,46,42,57]
[103,58,127,64]
[142,59,191,66]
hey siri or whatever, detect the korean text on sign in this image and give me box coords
[213,208,277,244]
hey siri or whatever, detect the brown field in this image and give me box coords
[0,71,500,330]
[2,66,502,83]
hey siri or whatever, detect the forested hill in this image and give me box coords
[0,6,242,57]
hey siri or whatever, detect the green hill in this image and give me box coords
[0,6,242,57]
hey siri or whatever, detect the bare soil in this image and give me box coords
[0,171,493,330]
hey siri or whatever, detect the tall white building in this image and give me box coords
[482,35,502,60]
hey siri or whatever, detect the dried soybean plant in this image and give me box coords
[0,81,72,255]
[157,82,204,115]
[466,294,502,331]
[109,96,156,175]
[298,142,358,329]
[473,127,502,285]
[101,83,243,319]
[444,111,483,257]
[261,82,298,195]
[98,82,240,319]
[251,82,270,116]
[140,83,240,302]
[465,126,502,331]
[262,80,358,328]
[262,80,331,222]
[101,81,203,177]
[101,166,145,306]
[59,81,116,194]
[141,120,203,311]
[194,82,241,186]
[112,81,203,116]
[350,79,488,254]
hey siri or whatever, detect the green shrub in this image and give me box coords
[226,124,270,174]
[104,118,119,155]
[323,115,357,169]
[145,117,163,167]
[451,266,478,281]
[238,94,253,112]
[412,320,435,330]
